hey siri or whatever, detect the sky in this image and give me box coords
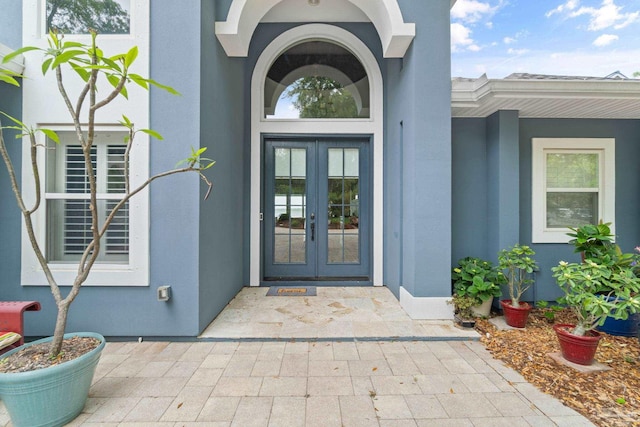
[451,0,640,78]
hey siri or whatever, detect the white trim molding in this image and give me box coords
[0,43,24,74]
[215,0,415,58]
[399,287,454,320]
[20,0,151,286]
[250,24,384,287]
[531,138,615,244]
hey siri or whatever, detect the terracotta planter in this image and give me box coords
[500,300,531,328]
[553,323,601,366]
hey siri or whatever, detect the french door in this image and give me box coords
[263,137,370,281]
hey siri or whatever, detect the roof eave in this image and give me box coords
[0,42,24,75]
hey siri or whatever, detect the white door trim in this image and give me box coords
[250,24,384,287]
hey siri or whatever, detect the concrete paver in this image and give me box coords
[0,287,596,426]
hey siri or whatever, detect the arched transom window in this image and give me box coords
[264,41,370,119]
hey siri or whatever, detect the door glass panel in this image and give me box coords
[273,148,307,264]
[327,148,359,264]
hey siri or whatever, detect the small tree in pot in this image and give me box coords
[551,259,640,365]
[498,244,538,327]
[0,31,213,425]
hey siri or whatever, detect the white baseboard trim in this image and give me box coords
[399,286,454,320]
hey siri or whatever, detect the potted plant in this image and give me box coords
[498,244,538,328]
[447,294,478,328]
[0,31,213,426]
[566,222,615,261]
[452,257,504,317]
[552,259,640,365]
[566,224,640,337]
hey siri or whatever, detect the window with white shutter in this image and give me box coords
[45,132,129,263]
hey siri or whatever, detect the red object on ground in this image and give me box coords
[500,299,532,328]
[0,301,41,349]
[553,323,602,366]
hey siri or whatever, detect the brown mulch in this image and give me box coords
[0,336,99,373]
[476,308,640,427]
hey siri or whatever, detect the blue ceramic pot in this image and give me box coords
[0,332,105,427]
[596,295,640,337]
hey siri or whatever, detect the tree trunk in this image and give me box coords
[49,302,70,358]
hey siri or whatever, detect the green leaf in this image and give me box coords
[100,56,122,73]
[146,78,180,95]
[124,46,138,68]
[0,111,27,129]
[120,115,133,128]
[140,128,163,140]
[129,74,148,89]
[2,46,39,64]
[40,128,59,143]
[106,74,121,88]
[41,57,53,75]
[62,41,84,48]
[0,72,20,86]
[51,50,85,69]
[70,63,90,82]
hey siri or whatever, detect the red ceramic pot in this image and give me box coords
[500,300,531,328]
[553,323,601,366]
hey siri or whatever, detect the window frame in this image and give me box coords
[40,0,135,39]
[21,126,149,286]
[531,138,615,243]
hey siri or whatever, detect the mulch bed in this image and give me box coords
[0,336,100,373]
[476,308,640,427]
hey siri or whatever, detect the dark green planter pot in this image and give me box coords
[0,332,105,427]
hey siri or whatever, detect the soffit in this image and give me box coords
[452,76,640,119]
[0,42,24,74]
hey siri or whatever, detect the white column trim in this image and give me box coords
[399,287,454,320]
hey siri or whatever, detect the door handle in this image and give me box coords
[310,213,315,241]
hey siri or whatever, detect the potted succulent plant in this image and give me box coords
[552,259,640,365]
[452,257,504,318]
[566,224,640,337]
[498,244,538,328]
[567,222,615,261]
[0,31,212,426]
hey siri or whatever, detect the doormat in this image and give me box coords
[266,286,317,296]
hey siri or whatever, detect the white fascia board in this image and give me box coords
[451,78,640,108]
[0,42,24,74]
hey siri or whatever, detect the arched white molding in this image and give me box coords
[215,0,415,58]
[250,24,384,287]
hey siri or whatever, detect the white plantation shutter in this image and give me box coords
[46,134,129,263]
[105,146,129,256]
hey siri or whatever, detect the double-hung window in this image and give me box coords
[45,132,128,263]
[532,138,615,243]
[21,129,149,286]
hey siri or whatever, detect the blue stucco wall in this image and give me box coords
[520,118,640,301]
[386,0,452,299]
[451,118,488,263]
[487,110,520,257]
[197,0,246,331]
[1,1,209,337]
[0,0,21,49]
[453,115,640,302]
